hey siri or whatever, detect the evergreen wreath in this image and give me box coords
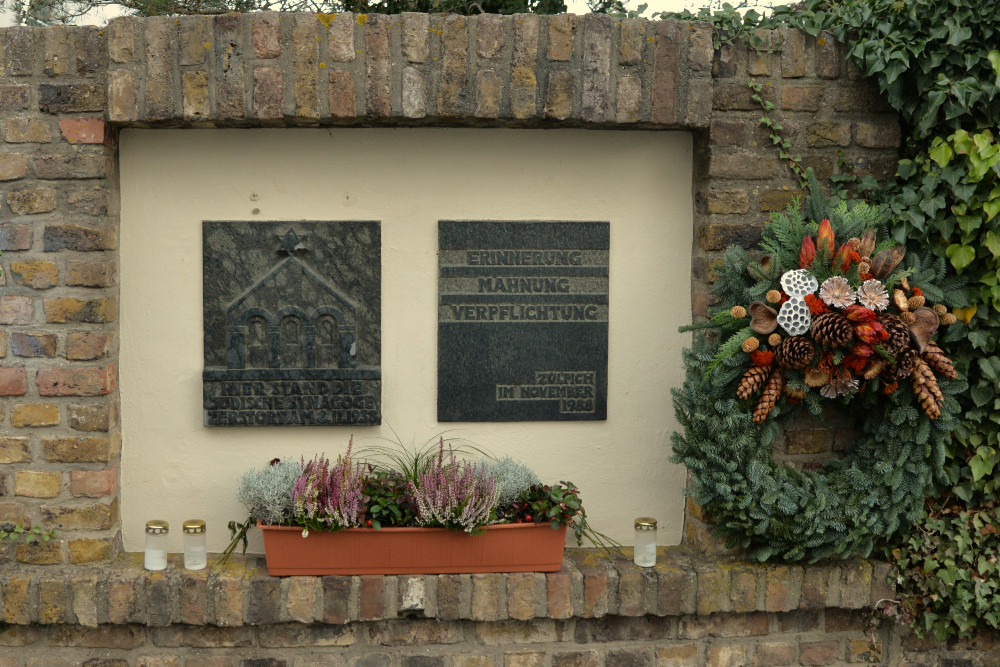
[672,181,968,562]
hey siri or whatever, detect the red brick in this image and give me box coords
[547,570,572,618]
[0,368,27,395]
[66,332,114,360]
[11,332,56,358]
[329,70,356,118]
[71,465,119,497]
[360,575,385,620]
[58,118,105,144]
[36,365,116,396]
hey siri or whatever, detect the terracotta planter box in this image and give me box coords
[258,522,568,576]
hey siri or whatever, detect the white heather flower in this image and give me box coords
[819,276,856,309]
[301,529,309,538]
[857,279,889,311]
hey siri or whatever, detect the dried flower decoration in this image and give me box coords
[819,376,859,398]
[819,276,855,309]
[857,279,889,311]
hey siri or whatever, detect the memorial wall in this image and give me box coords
[118,127,693,553]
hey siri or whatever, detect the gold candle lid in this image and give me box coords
[182,519,206,534]
[634,517,657,531]
[146,520,169,535]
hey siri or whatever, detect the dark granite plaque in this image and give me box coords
[438,221,609,422]
[203,221,380,426]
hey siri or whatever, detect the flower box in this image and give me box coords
[258,521,567,576]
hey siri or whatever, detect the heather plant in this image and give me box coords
[410,444,499,533]
[481,456,541,505]
[292,446,366,531]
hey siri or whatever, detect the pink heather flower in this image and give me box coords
[409,442,499,532]
[291,440,365,529]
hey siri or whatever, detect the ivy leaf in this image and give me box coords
[930,139,955,167]
[989,50,1000,76]
[985,230,1000,257]
[946,244,976,271]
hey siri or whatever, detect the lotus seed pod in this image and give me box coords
[908,295,926,310]
[777,296,812,335]
[768,333,782,346]
[941,313,957,325]
[780,269,819,297]
[730,305,747,319]
[742,337,760,353]
[932,304,948,317]
[901,311,917,325]
[766,289,782,304]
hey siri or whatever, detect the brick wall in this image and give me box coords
[0,11,980,666]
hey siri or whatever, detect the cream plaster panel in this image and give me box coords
[119,128,693,553]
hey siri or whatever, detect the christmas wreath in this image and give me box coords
[672,186,967,562]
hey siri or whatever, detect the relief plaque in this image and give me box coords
[202,221,381,426]
[438,220,609,421]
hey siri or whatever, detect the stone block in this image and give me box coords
[12,403,59,427]
[706,645,745,667]
[0,85,29,110]
[510,66,537,119]
[322,575,352,624]
[4,117,52,143]
[108,70,138,122]
[0,437,30,463]
[37,578,69,621]
[42,499,117,530]
[44,298,117,324]
[581,14,612,123]
[293,14,320,120]
[402,12,428,63]
[8,187,57,215]
[0,224,32,249]
[327,12,355,62]
[478,14,504,59]
[544,70,574,120]
[513,14,539,65]
[765,565,802,612]
[365,15,391,118]
[475,70,502,119]
[253,12,281,59]
[145,16,177,120]
[548,14,576,61]
[150,625,252,648]
[330,70,356,118]
[619,18,645,66]
[652,21,678,124]
[855,120,901,148]
[15,470,61,498]
[108,18,135,63]
[253,68,283,120]
[369,618,464,645]
[257,623,355,647]
[2,577,31,624]
[616,75,641,123]
[799,640,841,665]
[182,70,210,121]
[69,538,112,563]
[780,28,807,77]
[815,31,840,79]
[38,83,105,113]
[782,86,825,111]
[179,15,211,65]
[656,644,697,666]
[402,67,426,119]
[69,403,116,431]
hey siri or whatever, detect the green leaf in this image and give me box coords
[985,230,1000,257]
[989,50,1000,75]
[946,244,977,271]
[930,139,955,167]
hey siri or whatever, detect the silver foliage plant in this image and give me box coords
[236,459,302,526]
[481,456,541,506]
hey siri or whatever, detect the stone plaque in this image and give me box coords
[203,221,381,426]
[438,221,609,421]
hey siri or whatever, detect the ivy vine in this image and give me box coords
[668,0,1000,640]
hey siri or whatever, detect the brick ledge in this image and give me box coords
[0,546,894,627]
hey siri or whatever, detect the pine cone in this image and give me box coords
[878,313,912,355]
[773,336,815,370]
[884,348,918,382]
[911,357,943,419]
[753,369,785,423]
[923,341,958,380]
[810,312,854,348]
[737,364,771,400]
